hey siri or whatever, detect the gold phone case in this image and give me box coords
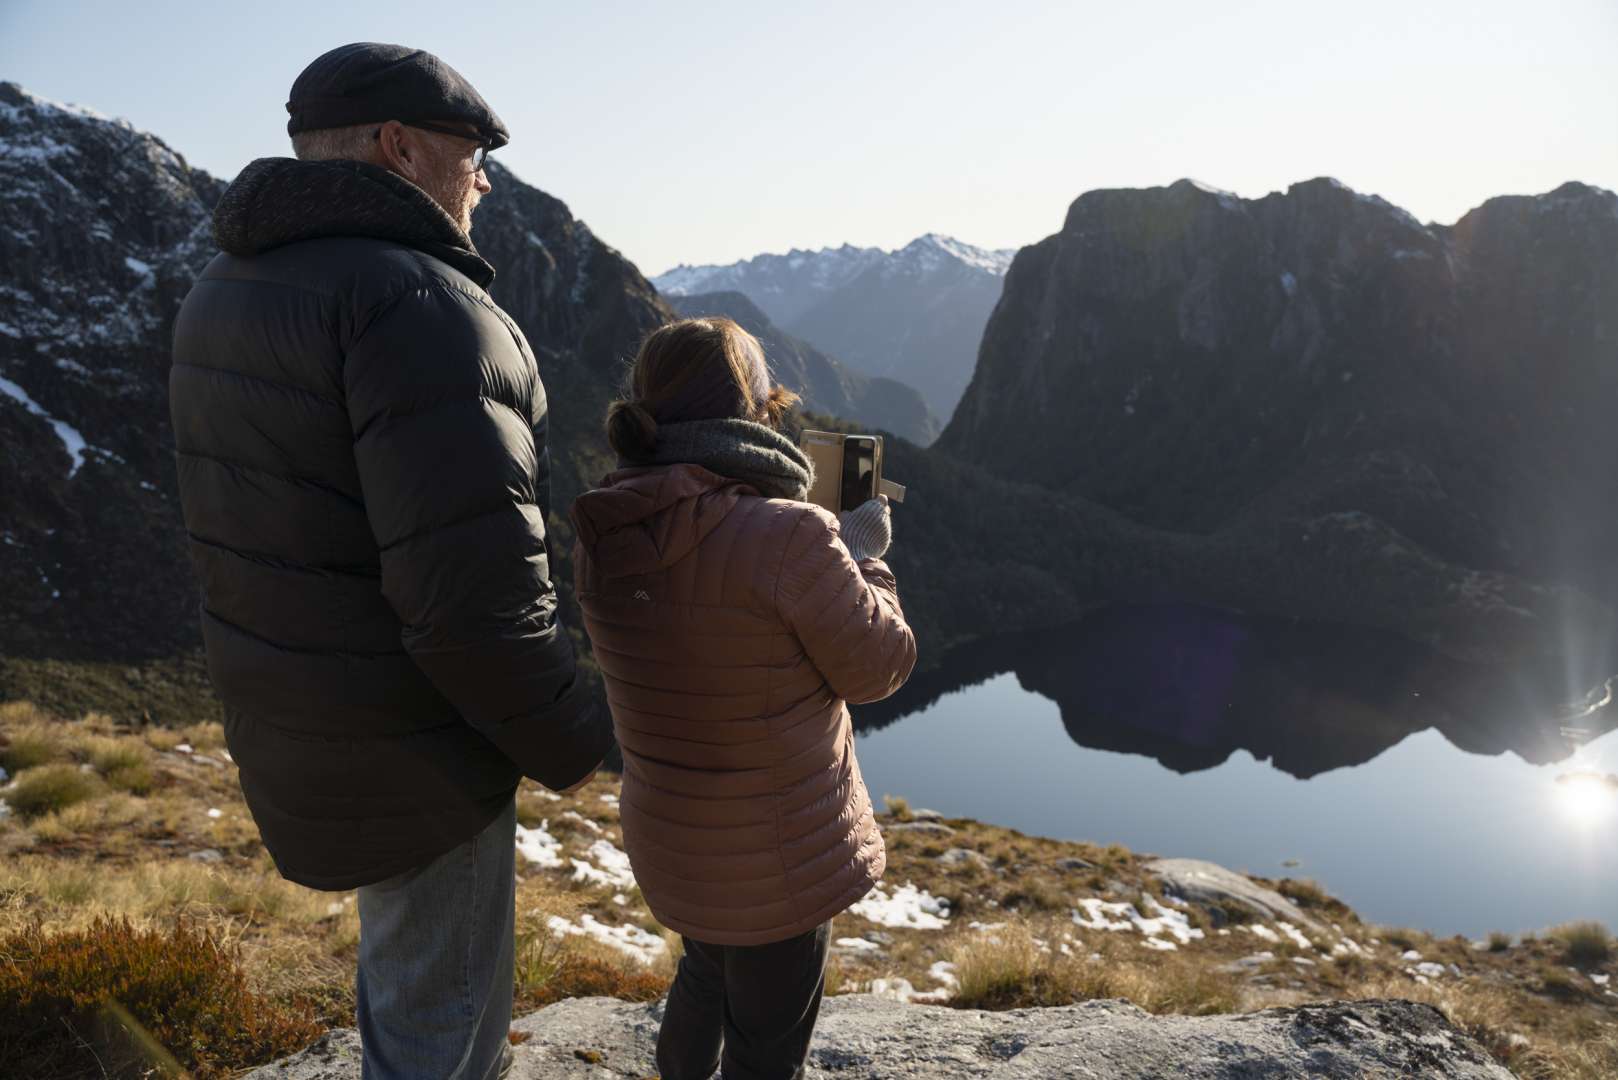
[800,430,885,513]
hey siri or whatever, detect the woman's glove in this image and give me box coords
[837,496,892,561]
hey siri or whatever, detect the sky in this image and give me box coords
[2,0,1615,276]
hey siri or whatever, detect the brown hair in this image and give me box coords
[606,317,800,460]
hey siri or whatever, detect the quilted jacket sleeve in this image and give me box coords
[777,506,917,704]
[344,283,613,790]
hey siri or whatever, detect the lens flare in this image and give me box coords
[1554,771,1618,827]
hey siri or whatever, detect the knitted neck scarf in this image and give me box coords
[619,418,813,501]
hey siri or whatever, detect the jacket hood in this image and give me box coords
[571,464,747,577]
[212,157,495,287]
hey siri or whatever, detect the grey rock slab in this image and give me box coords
[886,821,957,837]
[1147,857,1325,933]
[938,847,992,870]
[250,995,1513,1079]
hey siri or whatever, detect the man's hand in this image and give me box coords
[556,767,599,795]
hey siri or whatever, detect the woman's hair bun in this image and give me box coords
[606,399,658,460]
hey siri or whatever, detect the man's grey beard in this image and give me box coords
[418,163,478,237]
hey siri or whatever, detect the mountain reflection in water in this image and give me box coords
[853,605,1615,778]
[849,606,1618,934]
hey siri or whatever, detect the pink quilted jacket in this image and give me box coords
[571,463,916,945]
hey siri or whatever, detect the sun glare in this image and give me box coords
[1553,771,1618,827]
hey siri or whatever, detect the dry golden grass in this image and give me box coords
[0,706,69,772]
[1551,922,1613,968]
[947,918,1240,1015]
[5,763,104,818]
[1344,972,1618,1079]
[3,703,1613,1078]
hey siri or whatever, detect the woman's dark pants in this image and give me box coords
[656,920,832,1080]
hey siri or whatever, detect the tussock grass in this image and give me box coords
[5,764,103,818]
[0,706,68,773]
[1345,972,1618,1079]
[1377,926,1428,952]
[883,794,913,821]
[1550,921,1612,968]
[79,733,151,775]
[511,887,671,1011]
[142,725,185,752]
[948,919,1239,1016]
[1515,1028,1618,1080]
[1487,931,1512,952]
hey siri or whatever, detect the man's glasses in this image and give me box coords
[373,121,493,172]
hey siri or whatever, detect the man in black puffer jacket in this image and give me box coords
[169,42,612,1079]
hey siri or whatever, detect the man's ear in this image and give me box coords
[374,120,421,181]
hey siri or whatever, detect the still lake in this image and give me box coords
[849,606,1618,938]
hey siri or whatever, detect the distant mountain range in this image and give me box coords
[667,291,940,445]
[4,78,1616,740]
[653,234,1014,419]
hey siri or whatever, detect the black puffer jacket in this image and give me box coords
[169,157,612,890]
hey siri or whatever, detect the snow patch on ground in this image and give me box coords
[547,914,666,966]
[514,821,564,869]
[835,937,883,953]
[1245,924,1282,944]
[849,882,951,930]
[1072,896,1205,946]
[561,810,603,834]
[1275,921,1315,951]
[570,839,637,890]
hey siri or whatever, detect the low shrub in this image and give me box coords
[6,764,102,818]
[1487,931,1512,952]
[0,916,322,1079]
[1550,921,1612,968]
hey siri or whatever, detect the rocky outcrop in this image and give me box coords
[1147,858,1323,931]
[670,290,940,444]
[655,234,1013,419]
[246,994,1513,1078]
[0,82,222,661]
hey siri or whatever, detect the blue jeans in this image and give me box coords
[356,796,516,1080]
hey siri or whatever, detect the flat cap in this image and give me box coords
[286,42,509,149]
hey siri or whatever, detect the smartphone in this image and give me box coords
[841,436,878,510]
[800,430,905,512]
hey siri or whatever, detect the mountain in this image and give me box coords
[667,291,940,445]
[653,234,1014,419]
[933,177,1618,679]
[0,82,223,664]
[4,81,1615,730]
[0,82,673,712]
